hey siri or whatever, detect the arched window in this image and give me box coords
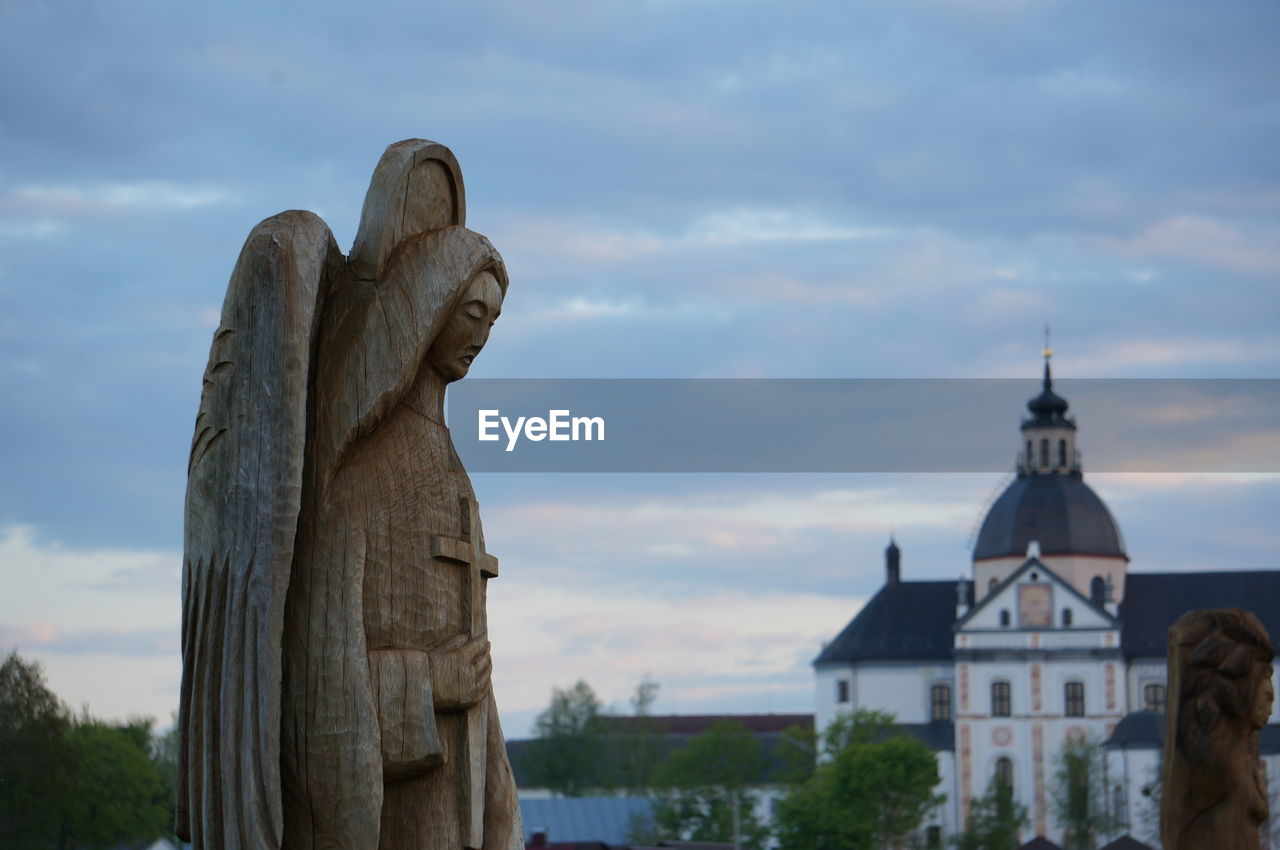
[836,680,850,704]
[1065,681,1085,717]
[995,756,1014,788]
[1061,608,1073,627]
[1144,683,1167,713]
[1113,785,1127,826]
[1040,438,1049,467]
[992,681,1011,716]
[1000,609,1011,627]
[988,576,999,594]
[1090,576,1106,605]
[1058,439,1067,467]
[1026,440,1033,467]
[931,684,952,722]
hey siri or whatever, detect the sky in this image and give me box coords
[0,0,1277,738]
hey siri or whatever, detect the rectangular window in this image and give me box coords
[1065,681,1085,717]
[995,757,1013,788]
[836,679,849,704]
[931,684,952,722]
[1144,683,1167,713]
[926,825,942,849]
[992,681,1011,717]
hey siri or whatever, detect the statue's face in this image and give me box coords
[1251,668,1275,729]
[428,270,503,382]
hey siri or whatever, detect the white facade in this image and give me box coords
[954,558,1124,840]
[814,551,1280,848]
[813,359,1280,848]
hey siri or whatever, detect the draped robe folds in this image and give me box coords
[279,227,521,850]
[178,211,522,850]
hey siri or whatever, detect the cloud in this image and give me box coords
[0,525,181,626]
[0,525,182,720]
[0,623,176,657]
[1111,215,1280,274]
[0,219,68,240]
[496,217,667,264]
[487,579,864,726]
[510,296,732,329]
[1063,338,1278,374]
[4,181,238,215]
[683,208,894,246]
[1090,472,1280,497]
[473,481,989,611]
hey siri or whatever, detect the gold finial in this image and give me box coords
[1042,323,1053,360]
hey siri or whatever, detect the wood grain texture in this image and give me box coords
[1162,609,1274,850]
[178,141,523,850]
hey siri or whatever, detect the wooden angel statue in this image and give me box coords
[176,140,523,850]
[1162,608,1275,850]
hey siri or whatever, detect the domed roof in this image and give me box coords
[1023,358,1074,429]
[973,472,1126,561]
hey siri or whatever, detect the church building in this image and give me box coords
[813,356,1280,847]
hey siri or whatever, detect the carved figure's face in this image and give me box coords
[428,270,503,382]
[1251,668,1275,729]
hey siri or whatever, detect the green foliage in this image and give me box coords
[773,723,818,785]
[150,714,181,839]
[0,651,176,849]
[818,708,897,757]
[651,720,770,850]
[63,718,170,849]
[0,651,73,849]
[775,710,942,850]
[624,808,662,846]
[519,680,609,795]
[616,676,663,793]
[1050,736,1116,850]
[954,777,1027,850]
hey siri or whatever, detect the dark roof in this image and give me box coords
[1106,711,1164,749]
[814,580,957,664]
[900,722,955,752]
[599,714,811,735]
[1107,711,1280,755]
[974,472,1126,561]
[1017,838,1063,850]
[507,715,814,789]
[520,797,652,845]
[1120,571,1280,658]
[1098,838,1156,850]
[1024,359,1074,427]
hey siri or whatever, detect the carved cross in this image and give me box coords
[432,496,498,850]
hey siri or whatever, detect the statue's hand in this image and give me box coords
[429,634,492,711]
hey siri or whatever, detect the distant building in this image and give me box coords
[814,355,1280,848]
[509,713,812,847]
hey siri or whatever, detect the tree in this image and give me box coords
[62,717,170,849]
[773,722,818,785]
[518,680,609,795]
[617,675,663,794]
[954,777,1028,850]
[818,708,897,756]
[651,719,770,850]
[1050,735,1116,850]
[150,714,181,839]
[0,651,73,850]
[775,710,942,850]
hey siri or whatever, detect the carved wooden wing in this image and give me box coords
[177,211,341,850]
